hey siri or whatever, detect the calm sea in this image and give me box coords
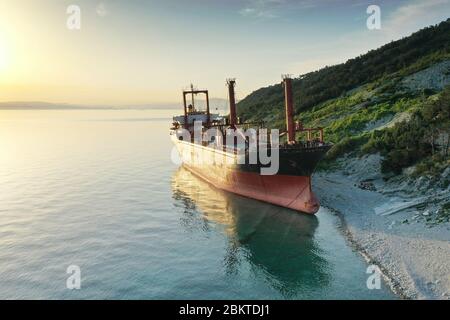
[0,110,395,299]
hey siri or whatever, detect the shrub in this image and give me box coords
[360,86,450,174]
[326,135,368,160]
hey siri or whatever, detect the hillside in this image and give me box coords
[237,18,450,125]
[238,19,450,175]
[235,19,450,299]
[238,19,450,228]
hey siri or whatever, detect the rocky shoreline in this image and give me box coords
[314,154,450,299]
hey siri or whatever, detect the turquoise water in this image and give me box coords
[0,110,395,299]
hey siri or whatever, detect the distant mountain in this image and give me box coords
[0,99,230,111]
[0,101,90,109]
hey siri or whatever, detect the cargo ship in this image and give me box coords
[170,76,331,214]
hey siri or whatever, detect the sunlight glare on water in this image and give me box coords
[0,110,395,299]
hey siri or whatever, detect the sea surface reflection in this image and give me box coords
[0,110,395,299]
[172,167,394,299]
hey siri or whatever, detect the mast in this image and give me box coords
[183,92,188,128]
[226,78,237,128]
[190,83,195,111]
[282,75,296,144]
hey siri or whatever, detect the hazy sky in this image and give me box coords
[0,0,449,105]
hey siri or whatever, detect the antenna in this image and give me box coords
[226,78,236,85]
[189,83,196,110]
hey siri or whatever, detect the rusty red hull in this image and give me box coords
[183,164,320,214]
[171,133,330,214]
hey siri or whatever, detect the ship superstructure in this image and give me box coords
[170,77,331,214]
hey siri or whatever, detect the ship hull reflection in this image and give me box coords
[172,167,331,298]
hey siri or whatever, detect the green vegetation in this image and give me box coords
[363,86,450,175]
[426,202,450,226]
[297,86,425,159]
[325,135,369,161]
[317,86,449,175]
